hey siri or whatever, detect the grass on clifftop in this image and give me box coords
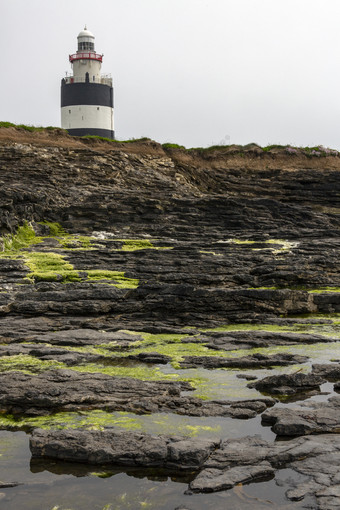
[0,121,62,132]
[2,121,339,155]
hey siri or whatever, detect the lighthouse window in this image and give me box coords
[78,41,94,51]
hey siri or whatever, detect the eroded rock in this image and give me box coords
[248,372,325,396]
[30,428,218,470]
[261,395,340,436]
[0,370,272,418]
[180,352,308,369]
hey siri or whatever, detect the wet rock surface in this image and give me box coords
[0,369,275,419]
[192,434,340,508]
[29,427,340,508]
[248,372,326,395]
[180,352,308,369]
[262,395,340,435]
[30,428,219,470]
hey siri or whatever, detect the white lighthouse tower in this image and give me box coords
[61,27,114,139]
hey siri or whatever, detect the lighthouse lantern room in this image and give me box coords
[61,27,114,139]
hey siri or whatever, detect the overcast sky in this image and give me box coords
[1,0,340,148]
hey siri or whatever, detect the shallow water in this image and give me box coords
[1,336,339,509]
[0,431,316,510]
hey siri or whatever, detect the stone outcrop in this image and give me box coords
[29,428,340,509]
[1,128,340,509]
[247,372,326,396]
[30,428,219,470]
[262,395,340,436]
[0,369,275,419]
[179,352,308,369]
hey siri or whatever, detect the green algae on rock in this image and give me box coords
[0,354,65,374]
[23,251,138,288]
[0,410,221,437]
[116,239,172,251]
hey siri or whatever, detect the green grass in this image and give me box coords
[0,121,61,132]
[162,143,186,150]
[262,144,287,152]
[81,135,151,143]
[1,222,43,257]
[40,221,69,237]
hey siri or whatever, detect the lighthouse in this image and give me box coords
[61,27,114,139]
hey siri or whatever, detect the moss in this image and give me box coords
[0,354,65,374]
[39,221,69,237]
[1,222,43,257]
[0,409,221,438]
[23,251,139,287]
[114,239,171,252]
[85,270,139,288]
[308,287,340,293]
[69,362,182,382]
[94,330,258,369]
[57,235,97,250]
[23,252,81,282]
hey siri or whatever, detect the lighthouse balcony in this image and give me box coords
[63,75,112,87]
[69,52,103,63]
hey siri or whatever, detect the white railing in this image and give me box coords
[63,75,112,86]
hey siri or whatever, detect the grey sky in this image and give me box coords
[1,0,340,148]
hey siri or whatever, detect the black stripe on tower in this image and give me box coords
[67,128,115,139]
[61,81,114,107]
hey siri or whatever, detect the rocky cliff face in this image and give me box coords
[1,127,340,326]
[1,128,340,240]
[1,127,340,509]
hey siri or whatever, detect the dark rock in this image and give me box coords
[192,433,340,507]
[127,352,171,364]
[261,395,340,435]
[29,426,340,508]
[189,461,274,492]
[0,343,104,366]
[30,428,218,470]
[248,372,325,395]
[32,328,144,347]
[312,363,340,380]
[180,352,308,369]
[204,330,337,351]
[0,481,21,488]
[0,370,272,418]
[236,373,257,380]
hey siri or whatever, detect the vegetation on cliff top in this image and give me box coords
[1,121,339,156]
